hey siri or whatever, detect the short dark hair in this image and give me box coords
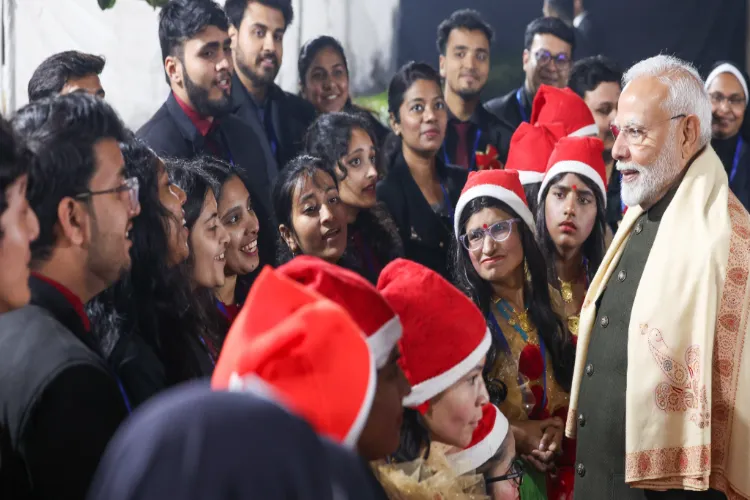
[0,115,28,228]
[568,55,623,98]
[12,93,127,263]
[27,51,105,102]
[524,16,575,52]
[305,112,379,181]
[436,9,494,55]
[298,36,348,87]
[224,0,294,29]
[544,0,575,24]
[159,0,229,84]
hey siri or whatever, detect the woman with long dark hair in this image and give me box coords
[200,158,261,323]
[273,155,349,266]
[535,137,607,337]
[305,112,402,282]
[169,157,231,362]
[87,141,220,408]
[298,36,389,147]
[453,169,576,498]
[377,61,467,279]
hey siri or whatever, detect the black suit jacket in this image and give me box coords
[484,86,532,134]
[377,151,468,279]
[443,104,516,168]
[137,93,276,266]
[0,276,129,500]
[231,75,317,175]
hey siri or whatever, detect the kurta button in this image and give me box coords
[585,363,594,376]
[618,270,627,282]
[578,414,586,427]
[635,222,643,234]
[600,316,609,328]
[577,463,586,477]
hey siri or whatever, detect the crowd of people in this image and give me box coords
[0,0,748,499]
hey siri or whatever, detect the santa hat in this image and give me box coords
[538,136,607,207]
[507,122,567,185]
[453,169,535,238]
[376,259,491,408]
[277,256,402,369]
[211,266,377,448]
[531,84,598,137]
[448,404,510,476]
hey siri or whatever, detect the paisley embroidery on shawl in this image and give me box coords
[641,324,710,428]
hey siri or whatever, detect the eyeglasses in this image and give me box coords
[75,177,140,213]
[486,460,525,486]
[709,92,746,109]
[609,114,686,146]
[534,49,571,69]
[460,219,520,251]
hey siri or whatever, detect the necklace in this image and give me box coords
[494,297,537,342]
[558,257,589,335]
[558,278,575,303]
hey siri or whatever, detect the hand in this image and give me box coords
[530,417,564,465]
[512,418,564,473]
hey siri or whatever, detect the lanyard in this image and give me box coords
[115,377,132,414]
[443,128,482,170]
[439,182,455,221]
[490,301,548,412]
[198,334,217,367]
[730,137,744,183]
[516,88,529,123]
[216,299,230,320]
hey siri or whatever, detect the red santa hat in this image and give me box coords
[376,259,491,409]
[453,169,535,238]
[507,122,567,185]
[211,266,376,448]
[531,84,598,138]
[277,256,402,369]
[448,404,510,475]
[538,136,608,207]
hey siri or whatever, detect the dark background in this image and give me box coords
[395,0,747,101]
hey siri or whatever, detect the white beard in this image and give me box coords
[617,136,681,208]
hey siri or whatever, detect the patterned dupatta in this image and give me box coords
[566,146,750,499]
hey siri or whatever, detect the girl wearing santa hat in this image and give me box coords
[452,169,576,499]
[273,155,349,266]
[535,136,608,338]
[305,112,403,283]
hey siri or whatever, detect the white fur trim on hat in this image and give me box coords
[342,347,378,448]
[517,171,544,186]
[402,330,491,407]
[538,160,607,208]
[448,405,510,476]
[568,123,599,137]
[453,185,535,238]
[706,63,749,100]
[367,315,403,369]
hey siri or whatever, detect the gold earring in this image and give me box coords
[524,259,532,283]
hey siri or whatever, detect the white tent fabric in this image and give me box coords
[0,0,398,129]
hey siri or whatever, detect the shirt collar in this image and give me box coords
[30,272,90,331]
[447,104,482,126]
[173,92,216,137]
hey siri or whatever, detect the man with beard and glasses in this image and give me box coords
[225,0,316,176]
[566,55,748,500]
[436,9,515,170]
[485,17,575,131]
[0,93,139,500]
[569,55,623,231]
[138,0,276,267]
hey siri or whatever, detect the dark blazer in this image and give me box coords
[377,151,468,279]
[137,92,276,266]
[0,276,129,500]
[231,75,317,174]
[728,139,750,210]
[442,104,516,168]
[484,86,532,133]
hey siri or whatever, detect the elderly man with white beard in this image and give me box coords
[566,54,749,500]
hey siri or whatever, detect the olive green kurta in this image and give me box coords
[573,186,726,500]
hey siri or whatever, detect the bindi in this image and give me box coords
[482,224,489,229]
[572,184,578,192]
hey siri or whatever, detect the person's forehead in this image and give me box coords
[91,138,124,186]
[185,25,229,50]
[530,33,571,54]
[447,28,489,50]
[243,1,286,29]
[708,72,745,94]
[618,76,669,123]
[585,81,621,104]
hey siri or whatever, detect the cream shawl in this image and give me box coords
[565,146,750,498]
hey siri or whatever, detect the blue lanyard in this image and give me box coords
[491,300,548,412]
[198,334,217,367]
[443,128,482,170]
[216,299,230,320]
[730,137,744,183]
[516,88,529,123]
[439,182,455,221]
[115,377,132,414]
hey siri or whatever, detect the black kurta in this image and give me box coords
[573,184,726,499]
